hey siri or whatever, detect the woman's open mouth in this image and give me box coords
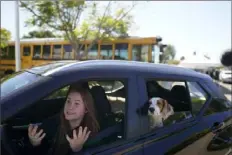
[67,111,76,115]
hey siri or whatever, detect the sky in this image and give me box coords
[1,1,231,63]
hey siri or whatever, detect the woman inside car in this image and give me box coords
[27,84,100,155]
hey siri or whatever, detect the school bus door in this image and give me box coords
[21,45,32,69]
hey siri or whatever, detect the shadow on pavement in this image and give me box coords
[214,81,232,101]
[217,84,231,95]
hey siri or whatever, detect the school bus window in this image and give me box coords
[23,46,31,56]
[75,44,85,59]
[1,47,8,59]
[64,44,72,59]
[53,45,62,59]
[33,45,41,59]
[87,44,98,60]
[8,46,15,59]
[132,45,149,62]
[43,45,51,59]
[115,43,128,60]
[63,44,72,59]
[101,44,112,59]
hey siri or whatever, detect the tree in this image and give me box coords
[221,49,232,66]
[20,1,136,58]
[160,44,176,63]
[22,30,61,38]
[0,28,11,48]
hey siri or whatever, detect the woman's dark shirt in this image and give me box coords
[27,114,100,155]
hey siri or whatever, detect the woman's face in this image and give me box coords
[64,91,86,121]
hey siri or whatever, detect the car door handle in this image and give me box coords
[210,122,225,134]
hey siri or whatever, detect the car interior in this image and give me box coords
[146,81,193,124]
[1,81,125,155]
[146,81,192,111]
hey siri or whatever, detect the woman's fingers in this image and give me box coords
[84,131,91,142]
[34,129,43,139]
[83,127,88,137]
[73,129,77,139]
[38,133,46,141]
[66,134,71,143]
[31,125,38,136]
[28,124,33,135]
[78,126,83,138]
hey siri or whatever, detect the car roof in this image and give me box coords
[39,60,211,80]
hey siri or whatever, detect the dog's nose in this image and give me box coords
[149,107,155,113]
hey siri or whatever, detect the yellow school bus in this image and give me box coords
[0,37,162,74]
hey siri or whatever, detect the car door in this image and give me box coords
[136,74,232,155]
[136,75,199,155]
[1,70,144,155]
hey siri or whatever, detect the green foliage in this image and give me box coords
[22,30,61,38]
[160,44,176,63]
[0,28,11,48]
[20,1,135,57]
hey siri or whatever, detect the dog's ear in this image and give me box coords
[161,101,174,120]
[136,101,150,116]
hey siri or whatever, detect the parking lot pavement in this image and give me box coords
[214,81,232,101]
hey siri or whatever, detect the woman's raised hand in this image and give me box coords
[28,124,46,146]
[66,126,91,152]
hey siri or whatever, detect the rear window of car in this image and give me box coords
[0,71,42,98]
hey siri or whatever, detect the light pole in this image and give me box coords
[15,1,21,71]
[155,36,162,64]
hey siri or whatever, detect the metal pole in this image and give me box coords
[153,46,156,64]
[15,1,21,71]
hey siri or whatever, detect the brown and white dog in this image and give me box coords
[148,97,174,129]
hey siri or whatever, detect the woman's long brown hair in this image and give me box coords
[52,84,100,155]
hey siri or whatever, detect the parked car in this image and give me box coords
[206,67,215,78]
[212,68,220,80]
[1,60,232,155]
[219,67,232,83]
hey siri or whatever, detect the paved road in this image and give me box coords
[215,81,231,101]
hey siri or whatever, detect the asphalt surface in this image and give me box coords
[214,81,232,101]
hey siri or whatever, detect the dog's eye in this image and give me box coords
[157,101,161,105]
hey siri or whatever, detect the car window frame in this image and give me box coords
[137,75,198,136]
[2,70,143,154]
[186,81,211,117]
[135,73,215,142]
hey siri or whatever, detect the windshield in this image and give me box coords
[0,71,42,98]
